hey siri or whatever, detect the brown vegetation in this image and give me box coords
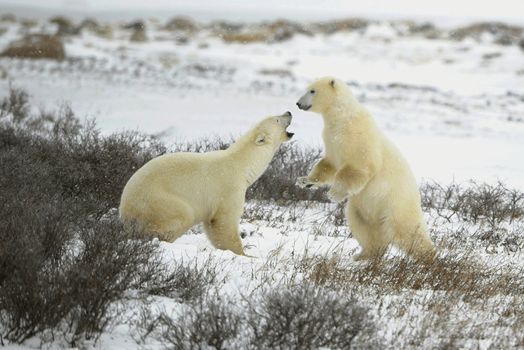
[1,34,65,61]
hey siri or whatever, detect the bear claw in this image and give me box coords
[297,176,317,189]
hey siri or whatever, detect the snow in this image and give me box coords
[1,17,523,188]
[0,6,523,349]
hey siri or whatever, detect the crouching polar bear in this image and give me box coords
[297,77,435,261]
[119,112,294,256]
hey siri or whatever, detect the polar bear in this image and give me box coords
[119,112,294,256]
[296,77,435,261]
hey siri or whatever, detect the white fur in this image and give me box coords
[297,77,435,261]
[119,113,293,255]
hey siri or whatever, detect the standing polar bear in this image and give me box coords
[297,77,435,260]
[119,112,294,256]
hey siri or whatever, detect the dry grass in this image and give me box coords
[220,31,269,43]
[1,35,65,61]
[307,250,523,297]
[286,242,524,349]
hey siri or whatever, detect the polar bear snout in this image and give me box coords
[277,111,292,127]
[275,112,294,140]
[296,102,311,111]
[296,97,312,111]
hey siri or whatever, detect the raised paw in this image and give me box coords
[328,187,348,203]
[297,176,318,189]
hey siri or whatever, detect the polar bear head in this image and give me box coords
[296,77,354,114]
[252,111,294,147]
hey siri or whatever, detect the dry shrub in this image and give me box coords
[1,34,65,61]
[0,14,16,22]
[248,143,327,202]
[146,257,219,302]
[264,19,311,42]
[450,22,523,44]
[77,19,113,39]
[164,16,197,32]
[403,21,441,38]
[315,18,370,34]
[0,209,167,345]
[216,20,308,44]
[0,88,171,346]
[221,31,269,43]
[0,89,166,219]
[138,283,375,350]
[247,283,373,349]
[0,86,30,123]
[146,296,242,350]
[421,181,524,225]
[130,28,147,42]
[50,16,76,36]
[308,250,524,298]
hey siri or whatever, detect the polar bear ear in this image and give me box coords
[330,79,335,88]
[255,133,267,145]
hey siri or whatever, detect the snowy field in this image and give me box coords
[1,9,524,188]
[1,2,524,349]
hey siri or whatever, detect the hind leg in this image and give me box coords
[391,216,436,262]
[204,205,245,256]
[148,197,195,242]
[346,203,392,260]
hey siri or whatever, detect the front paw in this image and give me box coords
[328,187,348,202]
[297,176,318,189]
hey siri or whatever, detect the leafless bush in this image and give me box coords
[137,283,374,350]
[421,181,524,225]
[0,212,169,345]
[248,143,327,201]
[0,88,173,346]
[50,16,77,36]
[0,91,166,219]
[149,296,242,350]
[247,283,373,350]
[146,257,219,302]
[0,86,30,123]
[164,16,198,32]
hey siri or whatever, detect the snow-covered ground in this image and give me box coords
[1,15,523,188]
[1,7,524,349]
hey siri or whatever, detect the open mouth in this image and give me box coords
[286,131,295,138]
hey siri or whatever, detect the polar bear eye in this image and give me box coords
[310,90,315,94]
